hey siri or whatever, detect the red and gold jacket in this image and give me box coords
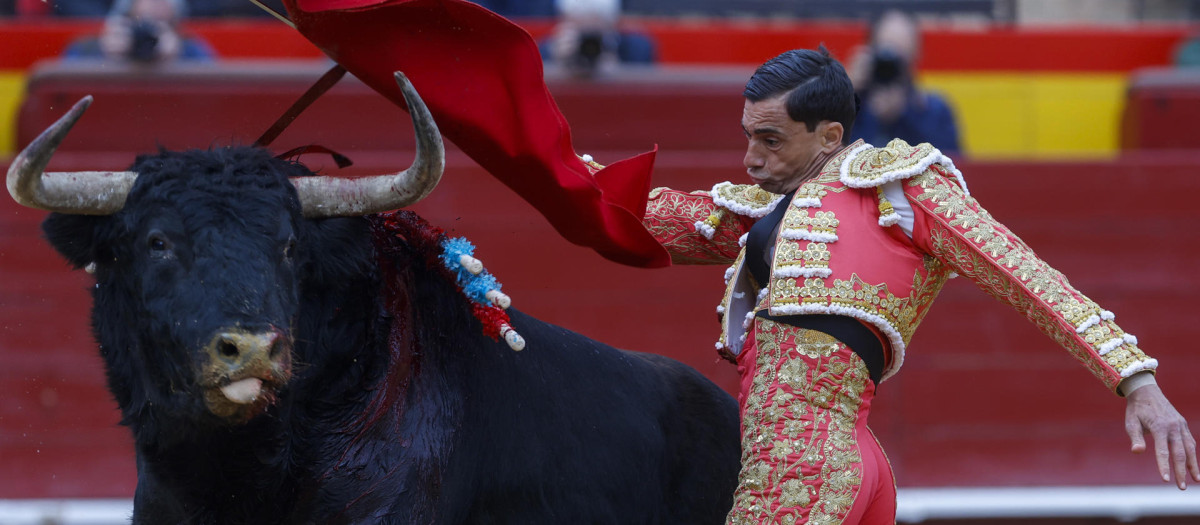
[643,139,1156,391]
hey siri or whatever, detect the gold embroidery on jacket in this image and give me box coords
[908,257,952,330]
[727,320,868,524]
[772,176,840,291]
[644,188,745,265]
[796,184,831,201]
[713,183,782,213]
[782,210,840,235]
[775,241,832,270]
[767,270,951,349]
[841,139,938,187]
[757,162,957,380]
[908,171,1155,389]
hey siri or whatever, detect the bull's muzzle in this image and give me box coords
[201,328,292,421]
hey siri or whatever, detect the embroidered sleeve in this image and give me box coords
[904,167,1156,393]
[643,187,754,265]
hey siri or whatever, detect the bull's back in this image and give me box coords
[447,309,740,524]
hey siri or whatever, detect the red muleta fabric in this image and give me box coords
[282,0,671,268]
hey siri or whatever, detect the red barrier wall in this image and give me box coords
[4,152,1199,498]
[15,61,753,155]
[1123,67,1200,150]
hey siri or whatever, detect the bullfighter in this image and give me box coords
[639,47,1198,524]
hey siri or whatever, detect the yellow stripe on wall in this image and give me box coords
[0,71,26,156]
[919,72,1128,160]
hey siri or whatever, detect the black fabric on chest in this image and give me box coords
[745,190,794,288]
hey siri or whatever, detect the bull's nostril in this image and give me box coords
[268,338,284,358]
[218,340,240,359]
[210,330,283,363]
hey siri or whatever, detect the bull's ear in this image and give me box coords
[42,213,103,270]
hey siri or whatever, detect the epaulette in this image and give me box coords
[839,139,968,194]
[709,182,784,218]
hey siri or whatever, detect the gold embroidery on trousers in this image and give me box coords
[727,320,869,524]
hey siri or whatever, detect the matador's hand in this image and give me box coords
[1125,384,1199,489]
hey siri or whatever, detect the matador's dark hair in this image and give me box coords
[743,45,858,144]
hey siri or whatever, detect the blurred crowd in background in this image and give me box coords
[7,0,1200,157]
[5,0,1200,21]
[0,0,286,17]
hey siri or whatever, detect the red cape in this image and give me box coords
[282,0,670,267]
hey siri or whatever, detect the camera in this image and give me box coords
[566,30,624,76]
[568,32,605,72]
[128,20,162,62]
[869,48,907,86]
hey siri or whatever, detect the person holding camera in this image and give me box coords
[62,0,216,63]
[849,10,961,155]
[540,0,656,78]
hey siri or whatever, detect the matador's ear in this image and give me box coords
[820,121,845,152]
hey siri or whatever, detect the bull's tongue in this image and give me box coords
[220,378,263,404]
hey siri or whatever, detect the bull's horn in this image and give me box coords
[6,96,138,215]
[293,72,445,217]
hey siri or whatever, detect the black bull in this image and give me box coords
[9,74,741,523]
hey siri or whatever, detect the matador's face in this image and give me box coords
[741,95,837,195]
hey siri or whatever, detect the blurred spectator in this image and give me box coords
[848,10,961,155]
[473,0,555,17]
[188,0,287,18]
[52,0,114,17]
[62,0,216,62]
[540,0,656,78]
[1174,31,1200,67]
[50,0,288,17]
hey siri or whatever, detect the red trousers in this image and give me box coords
[725,318,896,524]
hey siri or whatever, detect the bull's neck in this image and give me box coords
[134,416,306,522]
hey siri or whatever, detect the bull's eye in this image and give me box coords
[147,231,174,259]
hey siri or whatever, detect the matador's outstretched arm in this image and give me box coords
[903,165,1199,489]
